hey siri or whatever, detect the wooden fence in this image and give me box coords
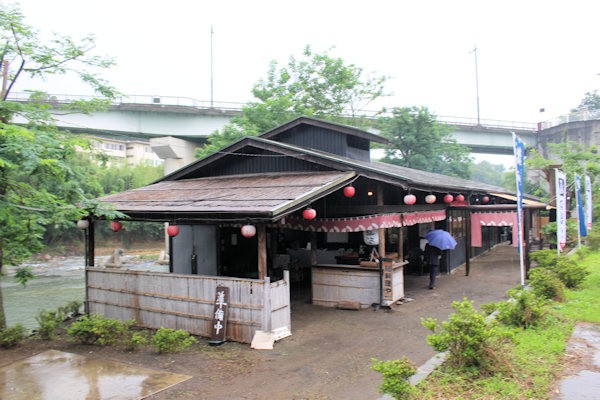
[86,269,291,343]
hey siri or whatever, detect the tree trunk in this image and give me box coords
[0,246,6,329]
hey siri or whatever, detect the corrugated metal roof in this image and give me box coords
[100,171,355,217]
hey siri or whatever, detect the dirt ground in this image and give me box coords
[2,244,553,400]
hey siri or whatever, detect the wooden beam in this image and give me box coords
[377,184,386,257]
[257,224,267,279]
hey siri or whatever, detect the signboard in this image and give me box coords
[210,286,229,344]
[382,260,393,301]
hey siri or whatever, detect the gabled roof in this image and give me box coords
[259,116,388,145]
[100,171,355,221]
[163,135,518,196]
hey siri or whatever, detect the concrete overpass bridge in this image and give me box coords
[8,92,539,160]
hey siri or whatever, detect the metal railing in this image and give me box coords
[6,92,246,113]
[538,109,600,130]
[5,92,540,131]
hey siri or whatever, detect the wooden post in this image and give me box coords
[377,184,385,257]
[524,208,531,277]
[310,232,317,265]
[398,226,404,261]
[465,210,471,276]
[258,224,267,279]
[88,218,95,267]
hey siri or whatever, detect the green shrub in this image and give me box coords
[152,327,197,353]
[371,357,416,400]
[58,301,82,318]
[529,269,565,301]
[67,314,133,346]
[573,245,591,260]
[586,228,600,251]
[492,289,547,328]
[0,324,28,348]
[554,258,590,289]
[529,250,559,268]
[123,331,150,352]
[35,310,65,340]
[421,298,499,371]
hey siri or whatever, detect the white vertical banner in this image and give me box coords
[555,169,567,253]
[585,175,592,230]
[512,132,526,287]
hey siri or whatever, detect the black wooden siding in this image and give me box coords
[187,149,331,178]
[275,125,370,161]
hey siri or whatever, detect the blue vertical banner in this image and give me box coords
[512,132,526,286]
[575,174,588,237]
[585,175,593,230]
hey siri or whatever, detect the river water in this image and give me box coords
[1,255,165,330]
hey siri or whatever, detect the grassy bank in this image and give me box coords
[411,249,600,400]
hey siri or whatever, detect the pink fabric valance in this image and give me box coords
[470,212,518,247]
[282,210,447,233]
[283,213,401,232]
[402,210,447,226]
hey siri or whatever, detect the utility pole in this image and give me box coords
[470,46,481,125]
[210,25,214,108]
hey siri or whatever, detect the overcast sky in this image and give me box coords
[12,0,600,125]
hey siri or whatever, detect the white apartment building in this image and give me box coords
[90,136,164,167]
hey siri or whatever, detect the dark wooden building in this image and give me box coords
[84,116,547,343]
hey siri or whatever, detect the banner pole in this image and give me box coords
[512,132,526,287]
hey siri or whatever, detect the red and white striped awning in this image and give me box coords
[281,210,446,232]
[402,210,447,226]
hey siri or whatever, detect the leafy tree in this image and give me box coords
[471,160,506,187]
[527,141,599,217]
[196,45,388,157]
[0,3,118,328]
[571,90,600,113]
[378,106,472,178]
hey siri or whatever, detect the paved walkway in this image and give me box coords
[552,323,600,400]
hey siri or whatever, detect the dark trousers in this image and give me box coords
[429,264,439,288]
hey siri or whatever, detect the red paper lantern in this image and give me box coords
[167,225,180,237]
[443,194,454,203]
[302,208,317,220]
[456,194,465,202]
[110,221,122,232]
[482,195,490,204]
[241,224,256,238]
[343,186,356,198]
[403,194,416,205]
[425,194,437,204]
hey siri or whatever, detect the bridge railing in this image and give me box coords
[6,92,537,131]
[538,109,600,130]
[6,92,246,113]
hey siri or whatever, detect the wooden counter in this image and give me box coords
[311,260,407,308]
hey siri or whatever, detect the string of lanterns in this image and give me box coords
[96,185,491,241]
